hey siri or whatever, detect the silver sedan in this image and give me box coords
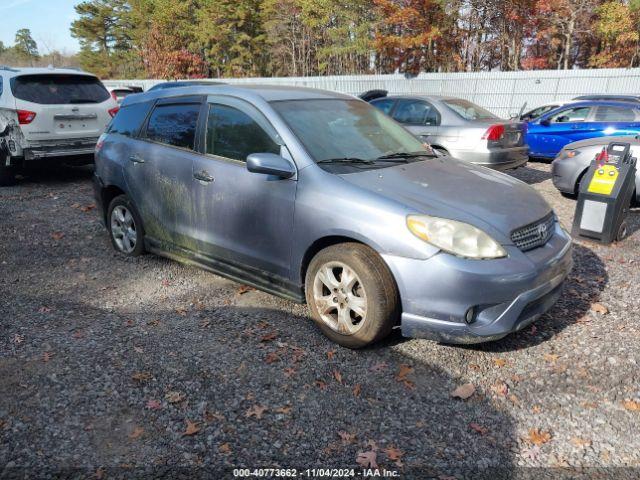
[369,94,529,171]
[551,135,640,202]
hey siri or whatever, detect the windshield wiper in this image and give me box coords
[376,151,436,161]
[316,157,375,165]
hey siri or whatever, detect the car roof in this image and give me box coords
[121,84,354,107]
[376,94,462,102]
[0,66,97,78]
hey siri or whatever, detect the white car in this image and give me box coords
[0,66,118,185]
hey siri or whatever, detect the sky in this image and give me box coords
[1,0,80,54]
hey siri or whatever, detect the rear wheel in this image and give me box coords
[305,243,399,348]
[107,195,145,257]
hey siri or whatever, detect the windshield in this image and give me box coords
[442,98,497,121]
[271,99,429,165]
[11,74,110,105]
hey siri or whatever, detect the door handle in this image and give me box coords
[129,154,145,163]
[194,170,214,183]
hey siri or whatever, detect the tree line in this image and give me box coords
[10,0,640,79]
[0,29,78,69]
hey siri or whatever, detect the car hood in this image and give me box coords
[339,158,552,243]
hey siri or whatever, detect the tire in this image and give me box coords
[305,243,399,348]
[107,195,145,257]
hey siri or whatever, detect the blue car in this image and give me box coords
[526,100,640,159]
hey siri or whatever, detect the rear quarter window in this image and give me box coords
[594,106,638,122]
[11,74,110,105]
[107,102,153,137]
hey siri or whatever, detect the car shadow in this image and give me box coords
[1,287,519,477]
[15,162,94,186]
[508,165,552,185]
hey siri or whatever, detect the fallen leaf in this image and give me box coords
[469,422,489,435]
[237,285,253,295]
[338,431,356,444]
[450,383,475,400]
[161,279,171,287]
[183,419,200,436]
[51,232,64,241]
[146,399,162,410]
[80,203,96,212]
[571,437,592,448]
[521,445,541,461]
[39,306,51,313]
[369,362,388,372]
[333,370,343,384]
[283,367,296,378]
[492,381,509,397]
[175,308,188,316]
[265,352,280,364]
[352,383,362,397]
[219,442,232,454]
[395,364,413,382]
[327,350,335,360]
[383,446,404,467]
[12,334,24,345]
[199,319,211,328]
[315,379,327,390]
[164,391,185,403]
[590,303,609,315]
[260,332,278,342]
[274,405,291,415]
[245,404,268,419]
[356,450,378,469]
[204,410,224,423]
[528,428,552,445]
[133,346,143,354]
[95,467,105,479]
[493,358,507,368]
[129,426,144,440]
[42,351,54,362]
[146,319,160,327]
[544,353,559,363]
[623,400,640,411]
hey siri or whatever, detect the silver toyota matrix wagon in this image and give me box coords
[94,85,573,348]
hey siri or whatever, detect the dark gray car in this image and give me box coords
[552,135,640,202]
[94,85,572,348]
[369,94,529,170]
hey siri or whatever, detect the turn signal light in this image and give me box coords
[482,124,505,141]
[108,107,120,118]
[17,110,36,125]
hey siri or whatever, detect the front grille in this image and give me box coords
[511,212,555,251]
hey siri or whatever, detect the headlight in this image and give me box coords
[564,149,579,158]
[407,215,507,259]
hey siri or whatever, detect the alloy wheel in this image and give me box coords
[110,205,137,254]
[312,261,367,335]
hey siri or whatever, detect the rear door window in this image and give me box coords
[144,103,200,151]
[107,102,152,137]
[594,106,637,122]
[11,74,110,104]
[206,104,280,162]
[393,100,440,126]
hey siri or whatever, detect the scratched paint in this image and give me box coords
[0,109,26,161]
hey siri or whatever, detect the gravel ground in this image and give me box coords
[1,162,639,479]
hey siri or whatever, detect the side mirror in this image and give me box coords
[246,153,295,178]
[540,118,551,127]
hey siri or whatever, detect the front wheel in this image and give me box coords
[107,195,145,257]
[305,243,399,348]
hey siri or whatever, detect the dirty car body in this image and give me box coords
[551,135,640,202]
[94,85,572,345]
[368,94,529,171]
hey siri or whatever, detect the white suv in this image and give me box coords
[0,66,118,185]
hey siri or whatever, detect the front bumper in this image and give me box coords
[383,223,573,344]
[451,146,529,171]
[551,156,585,195]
